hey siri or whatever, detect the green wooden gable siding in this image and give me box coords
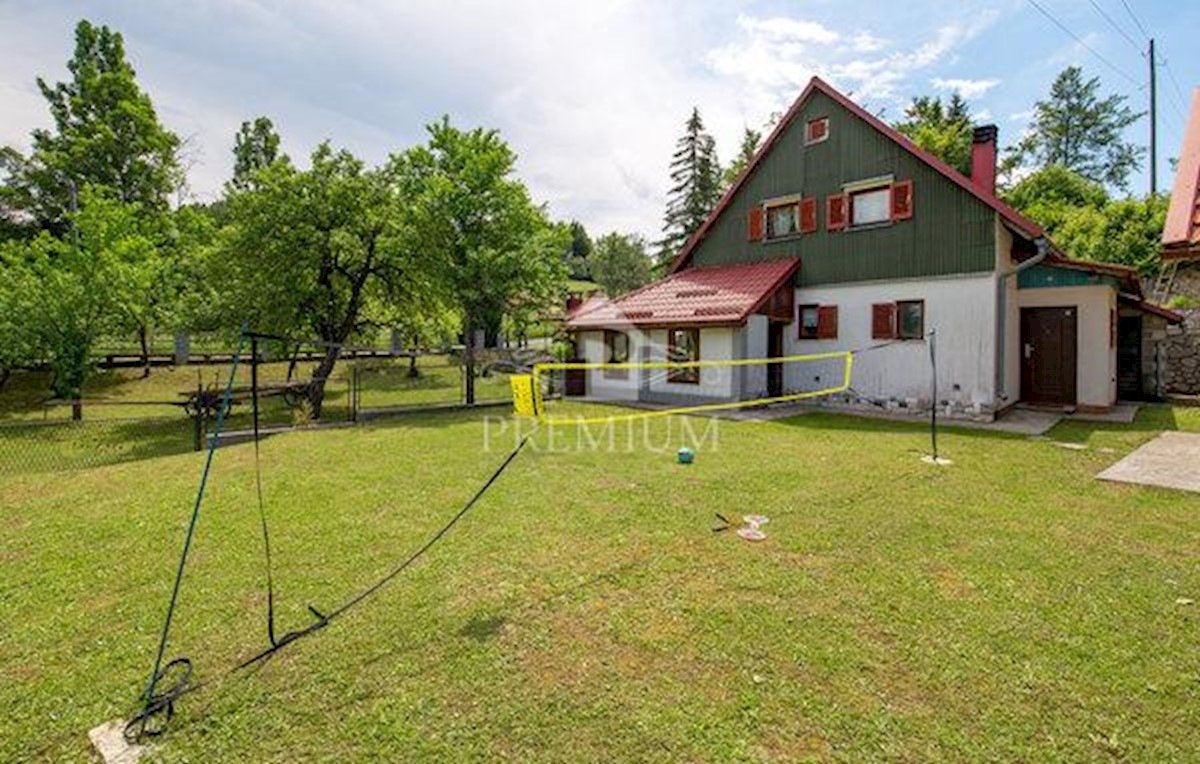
[1017,263,1121,291]
[687,90,999,287]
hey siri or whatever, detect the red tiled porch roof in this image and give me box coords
[1163,88,1200,259]
[565,257,800,329]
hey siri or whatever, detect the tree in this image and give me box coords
[392,118,566,403]
[565,220,592,279]
[0,20,181,233]
[0,189,151,417]
[659,108,722,266]
[214,143,421,417]
[1004,165,1167,274]
[589,233,653,296]
[1008,66,1143,190]
[722,127,762,189]
[230,116,287,191]
[895,94,973,175]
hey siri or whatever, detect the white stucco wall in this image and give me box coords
[789,273,999,407]
[573,326,740,401]
[1016,285,1116,408]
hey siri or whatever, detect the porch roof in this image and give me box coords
[565,257,800,329]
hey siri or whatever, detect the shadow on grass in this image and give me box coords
[0,416,196,477]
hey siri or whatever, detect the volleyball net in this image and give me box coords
[511,351,854,425]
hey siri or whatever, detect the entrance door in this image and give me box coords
[1020,307,1077,407]
[1117,315,1143,399]
[767,322,784,397]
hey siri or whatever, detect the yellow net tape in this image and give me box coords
[523,351,854,425]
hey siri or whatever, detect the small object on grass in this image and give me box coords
[744,514,769,527]
[921,455,954,466]
[737,527,768,542]
[1177,597,1195,606]
[677,446,695,465]
[1052,442,1088,450]
[711,513,732,532]
[90,720,150,764]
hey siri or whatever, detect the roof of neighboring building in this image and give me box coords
[565,257,800,329]
[1118,293,1185,324]
[668,77,1047,274]
[1163,88,1200,259]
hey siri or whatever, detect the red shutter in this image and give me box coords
[747,207,764,241]
[826,193,847,231]
[871,303,897,340]
[799,196,817,233]
[891,180,913,221]
[816,305,838,339]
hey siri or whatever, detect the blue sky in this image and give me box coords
[1,1,1196,238]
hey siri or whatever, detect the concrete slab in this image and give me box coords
[1096,431,1200,493]
[89,720,149,764]
[1067,403,1140,424]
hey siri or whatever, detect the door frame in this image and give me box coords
[766,321,785,397]
[1020,306,1078,407]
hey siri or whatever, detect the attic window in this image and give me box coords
[765,201,800,239]
[805,117,829,145]
[849,184,891,227]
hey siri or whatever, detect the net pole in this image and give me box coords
[928,328,938,460]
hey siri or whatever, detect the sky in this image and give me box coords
[1,0,1197,240]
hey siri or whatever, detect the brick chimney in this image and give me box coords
[970,125,998,196]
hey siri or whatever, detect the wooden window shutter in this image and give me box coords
[747,207,764,241]
[826,193,847,231]
[799,196,818,233]
[816,305,838,339]
[871,303,897,340]
[891,180,913,221]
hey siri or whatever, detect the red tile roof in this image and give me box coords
[668,77,1047,274]
[1163,88,1200,259]
[565,257,800,329]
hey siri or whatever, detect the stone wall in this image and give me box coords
[1164,308,1200,394]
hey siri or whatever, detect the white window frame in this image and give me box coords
[805,116,829,145]
[761,194,803,241]
[843,175,894,229]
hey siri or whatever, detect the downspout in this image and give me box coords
[994,236,1049,405]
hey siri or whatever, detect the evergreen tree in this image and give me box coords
[659,108,722,266]
[1008,66,1143,190]
[565,220,592,279]
[722,127,762,189]
[895,94,973,175]
[230,116,287,191]
[0,20,181,233]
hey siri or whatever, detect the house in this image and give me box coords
[565,77,1180,417]
[1158,87,1200,395]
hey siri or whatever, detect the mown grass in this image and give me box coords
[1,405,1199,761]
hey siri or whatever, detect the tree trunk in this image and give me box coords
[72,399,82,421]
[0,367,9,391]
[307,344,343,419]
[138,325,151,378]
[407,352,419,378]
[464,318,477,406]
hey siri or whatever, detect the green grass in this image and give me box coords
[2,405,1200,761]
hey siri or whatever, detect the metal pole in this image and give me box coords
[929,328,938,460]
[1150,37,1157,196]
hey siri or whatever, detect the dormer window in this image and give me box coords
[805,117,829,145]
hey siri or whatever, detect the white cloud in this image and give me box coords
[931,77,1001,99]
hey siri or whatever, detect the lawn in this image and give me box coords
[2,405,1199,761]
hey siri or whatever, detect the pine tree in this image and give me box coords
[895,94,973,175]
[1009,66,1144,190]
[659,108,722,266]
[722,127,762,190]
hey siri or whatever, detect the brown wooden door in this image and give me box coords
[767,322,784,397]
[1020,307,1077,406]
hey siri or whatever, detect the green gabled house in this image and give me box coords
[566,77,1180,417]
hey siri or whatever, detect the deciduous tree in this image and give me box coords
[895,94,973,175]
[589,232,653,296]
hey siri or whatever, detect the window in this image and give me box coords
[765,202,799,239]
[897,300,925,339]
[850,186,891,227]
[667,328,700,384]
[798,305,820,339]
[604,330,629,378]
[805,117,829,145]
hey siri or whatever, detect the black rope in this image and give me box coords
[234,433,532,670]
[250,335,279,647]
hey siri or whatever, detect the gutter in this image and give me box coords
[994,236,1049,403]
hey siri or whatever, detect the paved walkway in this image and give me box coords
[1097,431,1200,493]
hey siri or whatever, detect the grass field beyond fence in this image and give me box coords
[1,405,1199,761]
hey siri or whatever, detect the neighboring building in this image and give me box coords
[1158,86,1200,394]
[566,77,1181,417]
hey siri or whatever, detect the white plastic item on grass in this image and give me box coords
[737,527,768,542]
